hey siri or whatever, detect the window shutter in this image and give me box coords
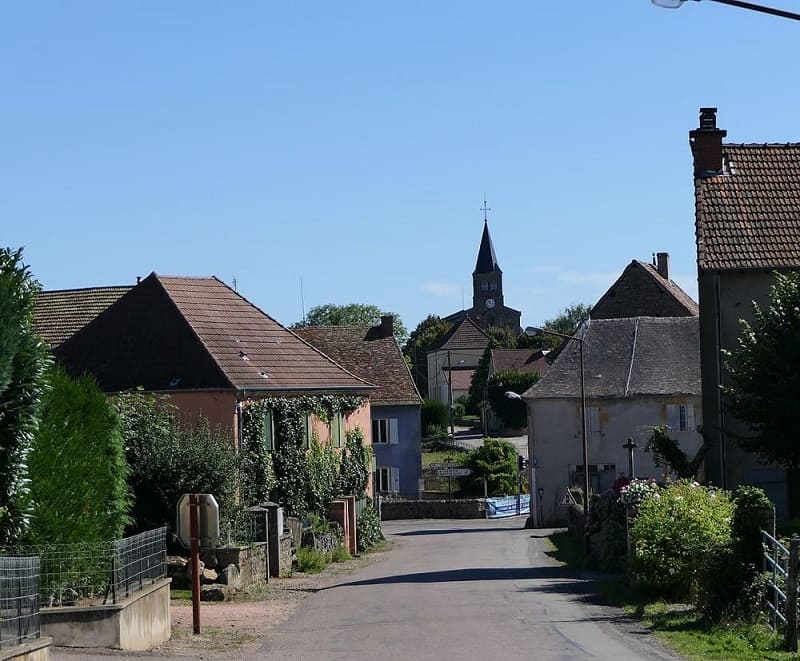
[687,404,696,432]
[389,419,399,445]
[390,467,400,493]
[666,404,679,431]
[263,411,274,452]
[303,414,312,449]
[588,407,600,434]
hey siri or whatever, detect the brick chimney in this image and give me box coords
[380,315,394,338]
[655,252,670,280]
[689,107,727,177]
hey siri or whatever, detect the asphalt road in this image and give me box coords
[258,518,684,661]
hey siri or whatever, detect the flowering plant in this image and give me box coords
[618,478,659,507]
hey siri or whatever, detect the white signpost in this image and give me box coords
[434,468,472,477]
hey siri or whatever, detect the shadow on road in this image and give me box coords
[329,565,578,588]
[392,526,524,536]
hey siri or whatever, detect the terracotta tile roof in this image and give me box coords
[491,349,551,376]
[295,326,421,407]
[55,273,373,394]
[34,286,131,348]
[437,316,490,351]
[523,317,700,400]
[591,260,698,319]
[695,143,800,270]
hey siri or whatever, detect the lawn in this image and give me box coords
[421,449,467,468]
[547,532,794,661]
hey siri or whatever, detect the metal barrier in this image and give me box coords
[763,530,789,628]
[0,556,40,650]
[1,527,167,608]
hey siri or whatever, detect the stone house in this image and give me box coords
[522,317,703,526]
[297,316,423,499]
[689,107,800,516]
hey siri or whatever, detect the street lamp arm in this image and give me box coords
[653,0,800,21]
[524,325,584,343]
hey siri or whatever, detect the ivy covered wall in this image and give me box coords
[240,395,372,517]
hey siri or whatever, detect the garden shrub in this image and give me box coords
[336,428,371,498]
[306,434,340,515]
[27,367,131,545]
[115,392,239,536]
[357,499,384,552]
[330,544,351,563]
[0,247,51,545]
[629,480,733,600]
[459,438,518,497]
[295,546,327,574]
[421,399,449,433]
[587,490,628,573]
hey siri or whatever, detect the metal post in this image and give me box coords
[786,538,800,652]
[190,494,201,635]
[579,340,590,555]
[447,350,455,441]
[517,460,521,515]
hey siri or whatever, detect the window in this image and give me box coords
[375,466,400,493]
[587,406,601,434]
[372,418,398,445]
[480,281,489,292]
[331,412,344,448]
[489,280,498,291]
[262,411,274,452]
[666,403,695,432]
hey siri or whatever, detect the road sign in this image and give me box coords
[429,462,461,470]
[559,489,578,507]
[176,493,219,548]
[434,468,472,477]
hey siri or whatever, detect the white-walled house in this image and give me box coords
[523,317,703,526]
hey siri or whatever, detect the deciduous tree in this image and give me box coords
[293,303,407,342]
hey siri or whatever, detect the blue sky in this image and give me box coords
[2,1,798,332]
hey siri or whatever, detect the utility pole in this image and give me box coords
[447,350,455,441]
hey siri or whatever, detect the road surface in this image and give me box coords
[259,518,683,660]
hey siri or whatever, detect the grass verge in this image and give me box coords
[547,531,794,661]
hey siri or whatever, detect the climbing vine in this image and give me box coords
[241,395,367,518]
[337,428,372,498]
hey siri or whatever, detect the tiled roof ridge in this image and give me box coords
[39,284,131,294]
[636,260,699,313]
[724,142,800,148]
[150,274,236,389]
[200,276,374,389]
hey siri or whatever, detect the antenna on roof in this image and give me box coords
[300,276,306,325]
[232,276,237,291]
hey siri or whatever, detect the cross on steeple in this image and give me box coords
[480,196,491,222]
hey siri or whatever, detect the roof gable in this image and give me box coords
[56,273,373,393]
[695,143,800,270]
[437,316,491,351]
[591,260,698,319]
[295,326,421,406]
[491,349,550,376]
[524,317,700,400]
[34,286,131,348]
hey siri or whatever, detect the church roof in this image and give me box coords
[473,221,501,275]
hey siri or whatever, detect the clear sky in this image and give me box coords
[2,1,798,332]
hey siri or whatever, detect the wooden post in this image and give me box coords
[190,494,201,635]
[785,537,800,652]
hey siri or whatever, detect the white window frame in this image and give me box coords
[666,403,695,432]
[372,418,399,445]
[376,466,391,493]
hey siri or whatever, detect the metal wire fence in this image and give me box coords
[0,556,40,650]
[0,527,167,608]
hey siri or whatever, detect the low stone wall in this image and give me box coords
[302,525,343,555]
[380,499,486,520]
[215,543,268,587]
[279,534,293,577]
[40,578,170,651]
[0,637,52,661]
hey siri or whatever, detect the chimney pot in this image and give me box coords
[656,252,670,280]
[380,315,394,338]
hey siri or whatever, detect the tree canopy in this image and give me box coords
[403,315,451,397]
[724,272,800,468]
[293,303,407,342]
[528,303,592,349]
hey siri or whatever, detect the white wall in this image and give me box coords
[426,348,485,406]
[528,395,703,525]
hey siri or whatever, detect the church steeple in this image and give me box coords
[473,220,501,275]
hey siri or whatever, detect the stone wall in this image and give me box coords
[380,499,486,520]
[215,543,268,587]
[302,524,343,555]
[279,534,293,576]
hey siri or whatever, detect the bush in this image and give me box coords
[27,367,131,545]
[459,438,518,497]
[336,428,370,498]
[629,480,733,600]
[357,499,383,552]
[330,544,351,563]
[295,546,327,574]
[114,392,239,537]
[421,399,449,433]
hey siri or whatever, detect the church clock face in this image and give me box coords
[485,298,496,309]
